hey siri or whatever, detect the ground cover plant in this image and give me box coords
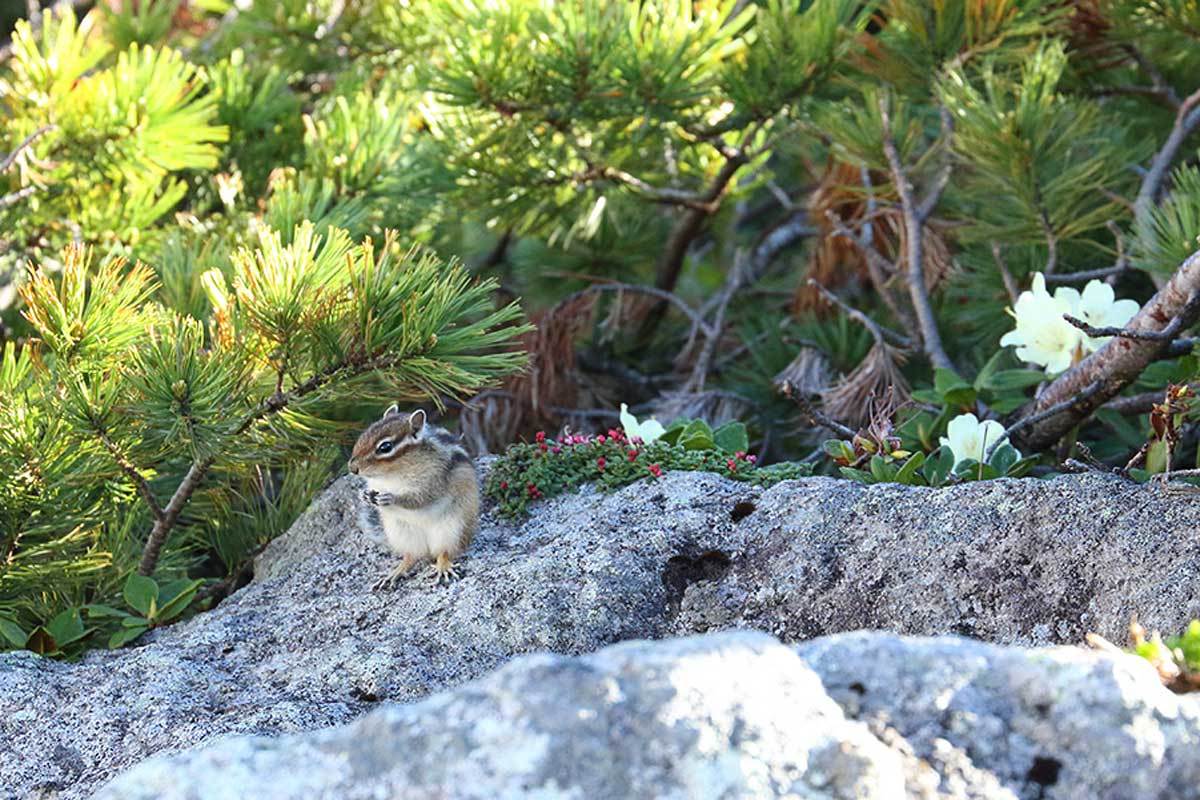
[5,0,1200,654]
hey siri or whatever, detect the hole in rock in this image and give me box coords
[730,500,756,522]
[1026,756,1061,788]
[351,687,381,703]
[662,551,732,614]
[848,682,866,695]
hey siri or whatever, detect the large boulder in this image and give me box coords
[5,469,1200,797]
[97,630,1200,800]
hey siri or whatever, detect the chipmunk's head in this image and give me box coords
[348,405,431,479]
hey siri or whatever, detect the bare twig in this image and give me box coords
[653,149,749,294]
[986,380,1105,461]
[0,186,39,209]
[824,209,916,335]
[780,380,857,439]
[1135,87,1200,238]
[1064,292,1200,341]
[879,95,956,373]
[991,243,1020,304]
[89,418,166,524]
[1123,45,1182,109]
[0,125,54,176]
[807,279,911,348]
[568,282,715,339]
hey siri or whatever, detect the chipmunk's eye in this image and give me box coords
[375,439,395,455]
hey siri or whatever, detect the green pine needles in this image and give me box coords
[1,225,528,653]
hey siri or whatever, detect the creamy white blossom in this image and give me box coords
[939,413,1016,469]
[1074,279,1140,352]
[999,272,1139,374]
[619,403,665,443]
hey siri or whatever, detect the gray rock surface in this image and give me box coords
[97,630,1200,800]
[5,469,1200,797]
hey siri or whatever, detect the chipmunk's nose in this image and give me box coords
[348,459,359,475]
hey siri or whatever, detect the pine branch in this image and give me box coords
[1135,87,1200,240]
[879,97,955,374]
[137,349,416,575]
[654,148,749,294]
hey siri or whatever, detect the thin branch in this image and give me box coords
[807,279,911,348]
[653,149,749,294]
[1064,292,1200,341]
[780,380,856,439]
[89,420,165,524]
[569,282,715,339]
[991,243,1019,304]
[879,95,955,373]
[824,209,916,335]
[1135,87,1200,231]
[138,350,413,575]
[986,380,1105,461]
[1123,44,1182,109]
[138,461,209,576]
[683,251,746,392]
[0,186,39,209]
[0,125,54,175]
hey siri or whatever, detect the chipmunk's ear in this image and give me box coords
[408,409,426,433]
[382,403,400,420]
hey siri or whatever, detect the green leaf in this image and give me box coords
[83,604,130,619]
[988,443,1020,475]
[911,388,942,405]
[988,395,1028,415]
[123,575,159,616]
[839,467,875,484]
[894,452,927,485]
[109,626,149,649]
[922,446,955,486]
[1006,455,1039,478]
[981,369,1047,392]
[934,367,972,397]
[869,454,895,483]
[46,609,86,646]
[121,615,152,628]
[658,421,689,446]
[678,419,715,451]
[0,616,28,648]
[712,421,749,454]
[822,439,855,461]
[155,579,203,622]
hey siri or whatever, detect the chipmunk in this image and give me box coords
[348,405,479,589]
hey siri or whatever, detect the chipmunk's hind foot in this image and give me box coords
[424,552,463,587]
[373,554,419,591]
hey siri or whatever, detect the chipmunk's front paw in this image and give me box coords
[361,489,397,507]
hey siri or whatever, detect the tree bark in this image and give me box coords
[1010,248,1200,452]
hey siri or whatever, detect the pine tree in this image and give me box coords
[6,1,1200,653]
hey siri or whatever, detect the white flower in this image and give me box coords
[999,272,1140,373]
[939,413,1016,469]
[1074,280,1140,353]
[998,273,1081,374]
[619,403,665,443]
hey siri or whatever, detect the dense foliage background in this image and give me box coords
[4,0,1200,655]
